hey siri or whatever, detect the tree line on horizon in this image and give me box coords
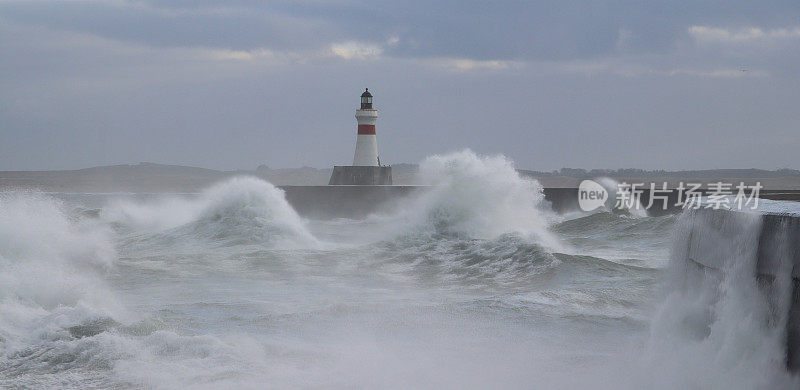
[518,167,800,178]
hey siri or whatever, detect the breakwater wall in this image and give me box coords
[277,186,604,219]
[278,186,800,219]
[328,166,393,185]
[279,185,419,219]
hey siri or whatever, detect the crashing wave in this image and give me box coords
[102,177,319,249]
[0,193,126,383]
[381,150,561,251]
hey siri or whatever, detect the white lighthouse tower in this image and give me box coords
[328,88,392,185]
[353,88,380,166]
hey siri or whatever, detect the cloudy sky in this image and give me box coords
[1,0,799,171]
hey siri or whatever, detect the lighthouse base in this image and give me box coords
[328,166,392,185]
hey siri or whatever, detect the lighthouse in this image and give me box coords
[328,89,393,185]
[353,89,379,166]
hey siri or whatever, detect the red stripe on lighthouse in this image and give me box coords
[358,124,375,135]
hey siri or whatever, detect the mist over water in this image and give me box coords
[0,150,797,389]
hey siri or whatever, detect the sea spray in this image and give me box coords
[0,192,119,313]
[596,177,649,218]
[637,208,799,389]
[335,150,568,293]
[0,193,126,386]
[384,150,561,249]
[102,176,319,249]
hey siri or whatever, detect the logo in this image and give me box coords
[578,179,608,211]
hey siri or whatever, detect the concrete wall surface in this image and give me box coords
[328,166,393,185]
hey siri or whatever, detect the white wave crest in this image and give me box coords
[392,150,560,248]
[0,193,125,371]
[101,176,319,249]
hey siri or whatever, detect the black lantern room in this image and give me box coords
[360,88,373,109]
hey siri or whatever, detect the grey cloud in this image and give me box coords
[3,0,798,62]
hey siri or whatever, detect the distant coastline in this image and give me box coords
[2,162,800,192]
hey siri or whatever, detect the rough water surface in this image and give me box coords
[1,150,797,389]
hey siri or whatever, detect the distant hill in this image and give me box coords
[2,163,799,192]
[518,168,800,189]
[0,162,422,192]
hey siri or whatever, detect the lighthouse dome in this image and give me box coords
[360,88,373,109]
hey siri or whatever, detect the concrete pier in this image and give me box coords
[279,186,800,219]
[327,166,393,185]
[543,188,800,216]
[280,184,412,219]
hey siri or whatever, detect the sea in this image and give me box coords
[1,150,797,389]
